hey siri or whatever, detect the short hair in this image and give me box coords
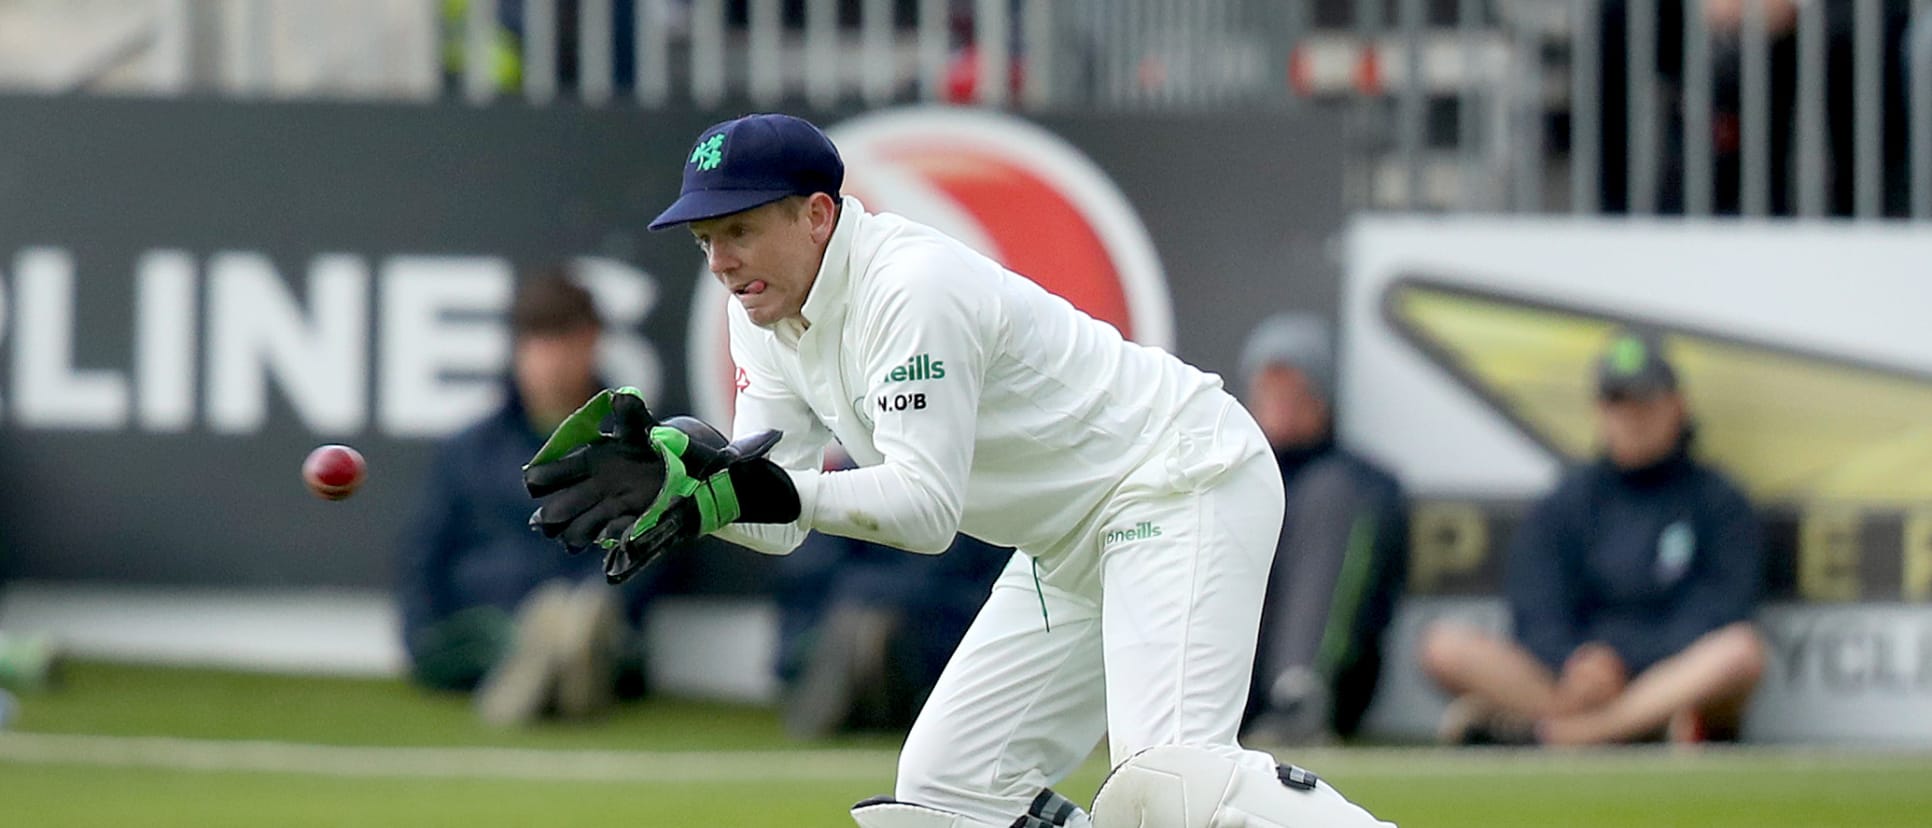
[511,265,601,339]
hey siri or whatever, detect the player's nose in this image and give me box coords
[706,246,738,275]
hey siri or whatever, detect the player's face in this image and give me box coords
[690,194,838,327]
[1598,391,1687,469]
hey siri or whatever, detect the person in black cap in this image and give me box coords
[1417,329,1768,746]
[521,113,1394,827]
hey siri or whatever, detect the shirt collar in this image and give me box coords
[786,195,863,337]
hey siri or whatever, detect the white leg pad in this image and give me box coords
[851,797,1008,828]
[1090,746,1396,828]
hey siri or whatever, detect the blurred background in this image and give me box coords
[0,1,1929,826]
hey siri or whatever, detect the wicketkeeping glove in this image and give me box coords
[523,387,800,583]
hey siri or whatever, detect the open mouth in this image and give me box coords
[733,279,768,297]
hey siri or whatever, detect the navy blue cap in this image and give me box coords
[648,113,844,231]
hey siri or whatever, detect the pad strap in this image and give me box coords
[1016,790,1090,828]
[850,797,1003,828]
[847,793,1088,828]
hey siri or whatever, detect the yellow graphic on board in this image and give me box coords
[1385,279,1932,503]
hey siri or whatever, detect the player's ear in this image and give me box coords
[808,192,839,243]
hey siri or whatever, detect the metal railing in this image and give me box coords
[1315,0,1932,219]
[4,0,1931,219]
[0,0,1305,107]
[1434,0,1926,219]
[454,0,1303,111]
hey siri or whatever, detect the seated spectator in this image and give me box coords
[1236,313,1407,746]
[772,447,1009,740]
[397,267,655,726]
[1419,330,1767,746]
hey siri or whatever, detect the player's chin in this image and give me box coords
[739,299,780,328]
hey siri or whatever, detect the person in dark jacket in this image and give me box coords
[1237,313,1407,746]
[398,267,654,725]
[1419,330,1767,746]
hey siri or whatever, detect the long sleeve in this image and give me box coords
[1350,482,1409,667]
[1257,460,1407,683]
[713,318,834,557]
[1505,479,1588,672]
[396,442,464,657]
[801,252,988,554]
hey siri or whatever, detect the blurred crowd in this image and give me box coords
[1234,316,1765,748]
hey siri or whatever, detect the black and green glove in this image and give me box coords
[523,387,800,584]
[523,388,667,552]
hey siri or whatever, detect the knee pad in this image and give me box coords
[850,791,1091,828]
[1089,745,1394,828]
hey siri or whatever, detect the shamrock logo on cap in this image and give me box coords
[689,133,725,171]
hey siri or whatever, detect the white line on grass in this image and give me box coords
[1,733,1928,782]
[0,733,901,782]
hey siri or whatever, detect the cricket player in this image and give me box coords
[524,113,1393,828]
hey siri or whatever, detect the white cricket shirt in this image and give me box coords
[717,197,1227,564]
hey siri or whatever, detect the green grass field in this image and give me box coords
[3,662,1930,827]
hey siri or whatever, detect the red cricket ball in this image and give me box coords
[303,444,366,501]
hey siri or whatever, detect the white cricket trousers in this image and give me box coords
[894,394,1288,824]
